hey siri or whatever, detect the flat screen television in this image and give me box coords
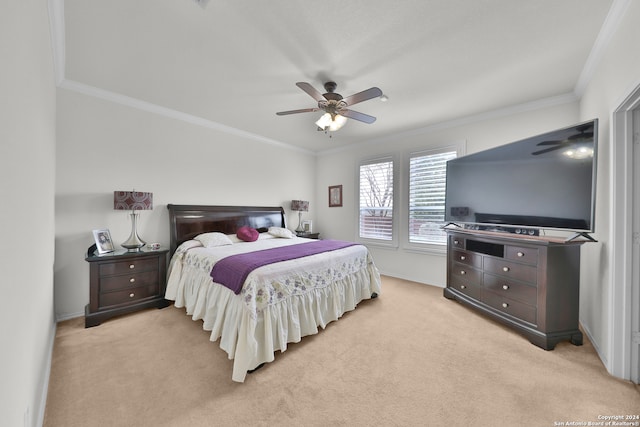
[444,119,598,237]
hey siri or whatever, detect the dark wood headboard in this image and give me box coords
[167,204,286,255]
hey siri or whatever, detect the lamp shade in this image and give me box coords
[291,200,309,212]
[114,191,153,211]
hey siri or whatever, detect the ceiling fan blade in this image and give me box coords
[296,82,325,102]
[568,132,593,141]
[276,108,320,116]
[536,140,563,146]
[532,145,564,156]
[342,87,383,106]
[341,109,377,124]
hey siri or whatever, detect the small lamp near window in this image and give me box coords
[290,200,309,233]
[114,191,153,252]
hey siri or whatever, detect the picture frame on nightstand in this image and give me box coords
[92,229,114,254]
[302,220,313,233]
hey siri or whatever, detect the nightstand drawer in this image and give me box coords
[100,270,159,292]
[100,285,159,308]
[99,257,158,276]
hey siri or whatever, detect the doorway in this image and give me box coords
[611,83,640,384]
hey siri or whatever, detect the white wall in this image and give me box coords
[54,89,317,319]
[577,0,640,377]
[316,102,580,286]
[0,2,57,426]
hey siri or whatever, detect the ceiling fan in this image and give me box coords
[276,81,382,132]
[532,123,595,156]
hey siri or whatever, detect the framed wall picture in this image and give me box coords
[93,229,114,254]
[329,185,343,207]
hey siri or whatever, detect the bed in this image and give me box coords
[164,204,382,382]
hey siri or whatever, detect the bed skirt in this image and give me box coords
[165,247,382,382]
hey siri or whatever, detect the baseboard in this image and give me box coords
[55,311,84,323]
[378,271,443,288]
[35,319,57,427]
[580,320,608,372]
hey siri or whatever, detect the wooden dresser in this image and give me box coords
[443,229,586,350]
[85,248,170,327]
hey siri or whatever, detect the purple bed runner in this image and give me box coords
[210,240,358,294]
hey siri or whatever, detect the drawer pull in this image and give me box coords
[502,284,509,290]
[129,278,136,283]
[460,255,466,261]
[460,285,466,290]
[502,302,509,308]
[129,264,135,269]
[454,240,459,245]
[129,293,135,298]
[460,270,466,275]
[517,252,525,257]
[502,266,510,272]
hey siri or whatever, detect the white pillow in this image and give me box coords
[268,227,295,239]
[175,239,203,253]
[194,232,234,247]
[226,234,243,244]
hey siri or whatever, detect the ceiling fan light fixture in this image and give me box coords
[563,145,593,159]
[315,113,347,131]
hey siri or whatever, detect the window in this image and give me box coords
[408,149,457,244]
[359,158,394,241]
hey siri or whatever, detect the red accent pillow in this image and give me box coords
[236,226,259,242]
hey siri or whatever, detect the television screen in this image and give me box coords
[444,119,598,233]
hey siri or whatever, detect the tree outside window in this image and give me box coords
[359,159,393,240]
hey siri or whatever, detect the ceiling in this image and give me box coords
[61,0,615,153]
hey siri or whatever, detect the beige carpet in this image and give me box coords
[44,276,639,427]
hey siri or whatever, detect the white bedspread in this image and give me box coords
[165,236,382,382]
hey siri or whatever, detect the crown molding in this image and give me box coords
[317,92,579,157]
[575,0,632,97]
[59,79,315,155]
[47,0,65,85]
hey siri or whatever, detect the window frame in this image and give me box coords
[356,155,399,248]
[402,142,465,254]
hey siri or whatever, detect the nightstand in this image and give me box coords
[296,232,320,239]
[84,248,170,327]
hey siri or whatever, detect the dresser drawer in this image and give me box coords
[99,257,158,276]
[451,263,482,285]
[484,273,537,306]
[449,276,482,300]
[505,245,539,265]
[100,285,159,308]
[450,235,465,249]
[100,270,159,292]
[483,257,537,284]
[483,290,537,325]
[451,249,482,268]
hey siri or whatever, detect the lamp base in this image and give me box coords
[121,212,146,252]
[295,211,304,233]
